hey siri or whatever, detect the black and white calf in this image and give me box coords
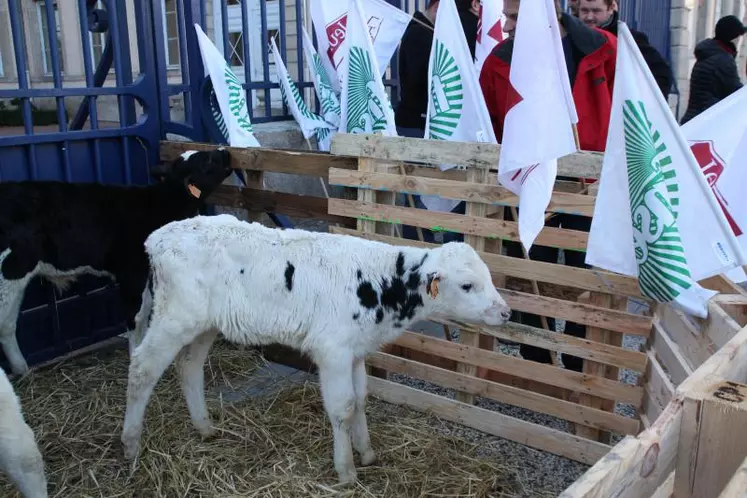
[0,148,233,375]
[121,214,511,484]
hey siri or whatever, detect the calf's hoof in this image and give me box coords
[121,435,140,461]
[197,424,217,440]
[360,449,377,466]
[336,467,357,486]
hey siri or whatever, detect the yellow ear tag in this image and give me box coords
[188,184,202,199]
[429,278,440,299]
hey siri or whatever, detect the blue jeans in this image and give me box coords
[396,126,465,244]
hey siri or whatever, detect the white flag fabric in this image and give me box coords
[475,0,506,72]
[586,23,746,318]
[420,0,496,213]
[338,0,398,137]
[194,24,260,148]
[681,86,747,283]
[302,26,342,129]
[497,0,578,251]
[310,0,411,90]
[270,37,333,142]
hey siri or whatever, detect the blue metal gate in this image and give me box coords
[0,0,164,369]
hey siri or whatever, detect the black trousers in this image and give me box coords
[503,209,592,372]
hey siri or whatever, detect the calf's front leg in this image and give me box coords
[351,358,376,466]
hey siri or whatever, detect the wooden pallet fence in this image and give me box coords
[561,299,747,498]
[327,133,654,462]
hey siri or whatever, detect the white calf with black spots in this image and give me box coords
[122,214,511,484]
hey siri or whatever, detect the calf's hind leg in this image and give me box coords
[351,358,376,466]
[317,356,358,484]
[176,327,219,438]
[121,319,203,460]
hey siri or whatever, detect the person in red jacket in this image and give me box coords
[478,0,617,373]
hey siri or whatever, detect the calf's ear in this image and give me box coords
[426,271,441,299]
[150,162,172,182]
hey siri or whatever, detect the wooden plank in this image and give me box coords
[500,288,652,337]
[394,331,644,405]
[329,227,646,299]
[678,325,747,395]
[330,133,604,179]
[700,273,747,297]
[432,318,648,372]
[328,168,596,217]
[719,455,747,498]
[651,472,675,498]
[207,185,352,226]
[160,140,356,177]
[642,350,675,425]
[650,319,694,385]
[675,380,747,498]
[559,399,684,498]
[456,167,488,404]
[367,376,611,465]
[698,300,744,350]
[656,303,715,369]
[367,352,640,435]
[575,292,624,442]
[328,198,590,251]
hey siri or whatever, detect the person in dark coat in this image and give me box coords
[456,0,480,59]
[680,15,746,124]
[577,0,673,97]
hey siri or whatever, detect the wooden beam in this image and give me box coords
[367,352,640,435]
[367,376,611,465]
[328,168,596,216]
[650,318,694,385]
[160,140,356,177]
[394,331,644,405]
[330,133,603,179]
[329,198,590,251]
[329,227,646,298]
[675,380,747,498]
[433,318,648,372]
[207,185,352,226]
[559,399,683,498]
[718,455,747,498]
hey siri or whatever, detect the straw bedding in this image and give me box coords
[0,340,536,498]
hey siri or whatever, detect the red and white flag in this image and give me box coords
[497,0,578,252]
[310,0,411,92]
[475,0,505,72]
[682,86,747,283]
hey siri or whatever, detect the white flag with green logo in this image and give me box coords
[194,24,260,148]
[301,26,341,129]
[586,23,746,318]
[270,37,334,148]
[420,0,496,213]
[338,0,398,137]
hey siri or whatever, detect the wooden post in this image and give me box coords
[675,380,747,498]
[574,291,627,442]
[718,455,747,498]
[455,165,488,405]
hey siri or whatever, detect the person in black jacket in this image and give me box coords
[681,15,746,124]
[577,0,673,97]
[394,0,439,138]
[456,0,480,59]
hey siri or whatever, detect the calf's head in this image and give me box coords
[425,242,511,326]
[150,148,233,199]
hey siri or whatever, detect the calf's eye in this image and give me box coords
[461,284,473,292]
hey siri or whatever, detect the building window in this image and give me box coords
[228,32,244,67]
[37,1,64,75]
[162,0,181,67]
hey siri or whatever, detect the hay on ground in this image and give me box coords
[0,340,524,497]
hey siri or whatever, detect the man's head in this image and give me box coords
[578,0,616,28]
[455,0,480,16]
[502,0,562,40]
[715,15,747,44]
[424,0,440,22]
